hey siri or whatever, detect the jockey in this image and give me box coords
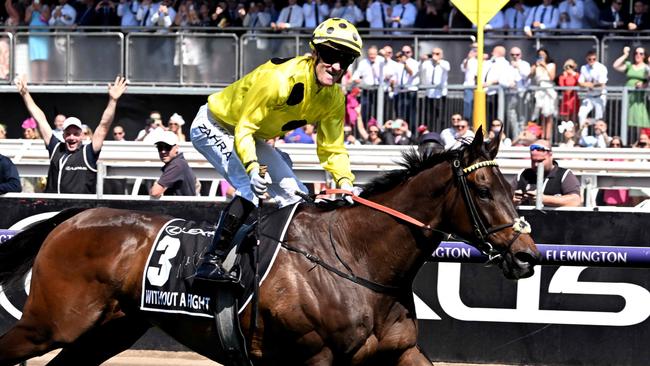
[190,18,363,283]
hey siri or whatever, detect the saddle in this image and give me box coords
[199,202,300,366]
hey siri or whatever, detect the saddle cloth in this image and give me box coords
[140,203,300,318]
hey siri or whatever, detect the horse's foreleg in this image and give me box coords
[0,319,55,366]
[46,315,151,366]
[396,346,433,366]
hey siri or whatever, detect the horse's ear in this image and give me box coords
[469,126,484,156]
[487,126,501,160]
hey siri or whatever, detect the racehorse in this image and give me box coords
[0,129,539,366]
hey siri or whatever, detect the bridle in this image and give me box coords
[326,150,532,263]
[449,150,531,262]
[289,149,533,295]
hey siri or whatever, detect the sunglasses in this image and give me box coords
[530,144,551,152]
[114,131,124,135]
[317,47,356,69]
[156,143,174,153]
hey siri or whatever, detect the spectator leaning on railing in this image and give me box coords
[149,130,197,198]
[578,50,608,128]
[558,58,580,124]
[15,75,127,194]
[440,114,475,149]
[512,139,582,207]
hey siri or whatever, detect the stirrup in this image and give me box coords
[195,259,240,284]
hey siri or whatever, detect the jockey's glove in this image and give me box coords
[249,167,272,199]
[340,182,363,205]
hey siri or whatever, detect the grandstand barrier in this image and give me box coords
[3,139,650,207]
[0,197,649,365]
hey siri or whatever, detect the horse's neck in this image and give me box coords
[339,187,446,287]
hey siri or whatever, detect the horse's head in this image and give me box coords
[440,128,540,279]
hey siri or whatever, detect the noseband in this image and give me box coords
[450,152,531,262]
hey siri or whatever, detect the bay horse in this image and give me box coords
[0,130,539,366]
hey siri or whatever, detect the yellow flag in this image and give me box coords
[450,0,509,26]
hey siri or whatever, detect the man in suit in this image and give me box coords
[599,0,628,29]
[524,0,559,36]
[628,0,650,30]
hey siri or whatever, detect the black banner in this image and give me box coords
[1,198,650,365]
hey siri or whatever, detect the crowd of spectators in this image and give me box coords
[342,38,650,150]
[2,0,650,205]
[2,0,649,33]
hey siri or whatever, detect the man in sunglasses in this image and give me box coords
[577,50,608,127]
[511,139,582,207]
[190,18,363,283]
[150,131,197,198]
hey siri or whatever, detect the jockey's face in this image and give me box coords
[314,46,355,86]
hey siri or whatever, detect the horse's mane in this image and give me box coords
[360,148,460,198]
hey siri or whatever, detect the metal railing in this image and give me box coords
[3,139,650,206]
[12,32,124,84]
[0,28,647,87]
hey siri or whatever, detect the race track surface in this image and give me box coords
[25,350,512,366]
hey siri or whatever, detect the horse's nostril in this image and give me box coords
[514,250,538,265]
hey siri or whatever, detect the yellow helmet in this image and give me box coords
[311,18,362,57]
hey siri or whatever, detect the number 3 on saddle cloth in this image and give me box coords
[140,202,301,318]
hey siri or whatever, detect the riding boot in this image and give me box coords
[195,196,255,283]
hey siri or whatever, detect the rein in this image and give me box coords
[323,153,531,262]
[281,153,532,295]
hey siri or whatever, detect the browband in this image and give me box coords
[462,160,498,174]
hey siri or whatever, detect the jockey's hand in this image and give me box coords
[249,167,272,199]
[340,182,363,205]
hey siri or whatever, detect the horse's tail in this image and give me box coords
[0,207,89,288]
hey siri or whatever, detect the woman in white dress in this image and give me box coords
[529,48,557,141]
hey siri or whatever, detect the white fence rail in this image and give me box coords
[3,139,650,204]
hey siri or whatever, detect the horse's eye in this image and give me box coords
[477,188,492,199]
